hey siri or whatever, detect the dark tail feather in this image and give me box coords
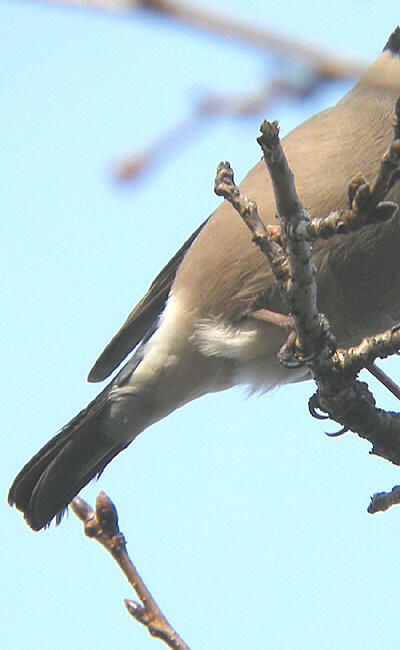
[8,387,128,531]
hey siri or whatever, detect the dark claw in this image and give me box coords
[299,349,324,364]
[308,393,329,419]
[280,356,306,369]
[324,426,349,437]
[280,349,319,369]
[281,344,328,369]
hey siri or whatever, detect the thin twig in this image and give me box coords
[367,363,400,402]
[116,74,325,181]
[214,161,289,290]
[71,492,191,650]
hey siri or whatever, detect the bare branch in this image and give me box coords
[214,103,400,509]
[214,160,289,294]
[257,120,330,362]
[335,325,400,376]
[368,486,400,513]
[71,492,191,650]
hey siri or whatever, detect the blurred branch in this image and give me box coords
[36,0,135,12]
[141,0,365,79]
[71,492,191,650]
[116,71,327,182]
[32,0,366,78]
[32,0,368,182]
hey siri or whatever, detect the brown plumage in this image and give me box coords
[9,28,400,530]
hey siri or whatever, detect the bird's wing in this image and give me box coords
[87,216,210,382]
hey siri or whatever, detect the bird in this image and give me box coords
[9,28,400,531]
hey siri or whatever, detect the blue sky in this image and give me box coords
[3,1,400,648]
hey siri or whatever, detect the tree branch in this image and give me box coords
[71,492,191,650]
[368,485,400,513]
[214,101,400,508]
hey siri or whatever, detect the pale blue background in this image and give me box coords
[3,1,400,648]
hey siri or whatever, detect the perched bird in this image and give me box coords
[9,28,400,531]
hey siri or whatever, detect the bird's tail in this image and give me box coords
[8,302,231,532]
[8,385,130,531]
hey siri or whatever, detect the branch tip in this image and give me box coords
[70,496,94,523]
[368,486,400,513]
[72,492,191,649]
[96,491,119,536]
[257,120,280,155]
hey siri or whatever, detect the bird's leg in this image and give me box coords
[250,308,293,330]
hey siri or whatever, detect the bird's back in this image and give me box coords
[173,58,400,349]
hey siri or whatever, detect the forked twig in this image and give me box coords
[215,102,400,508]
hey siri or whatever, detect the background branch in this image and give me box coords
[34,0,366,77]
[33,0,367,182]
